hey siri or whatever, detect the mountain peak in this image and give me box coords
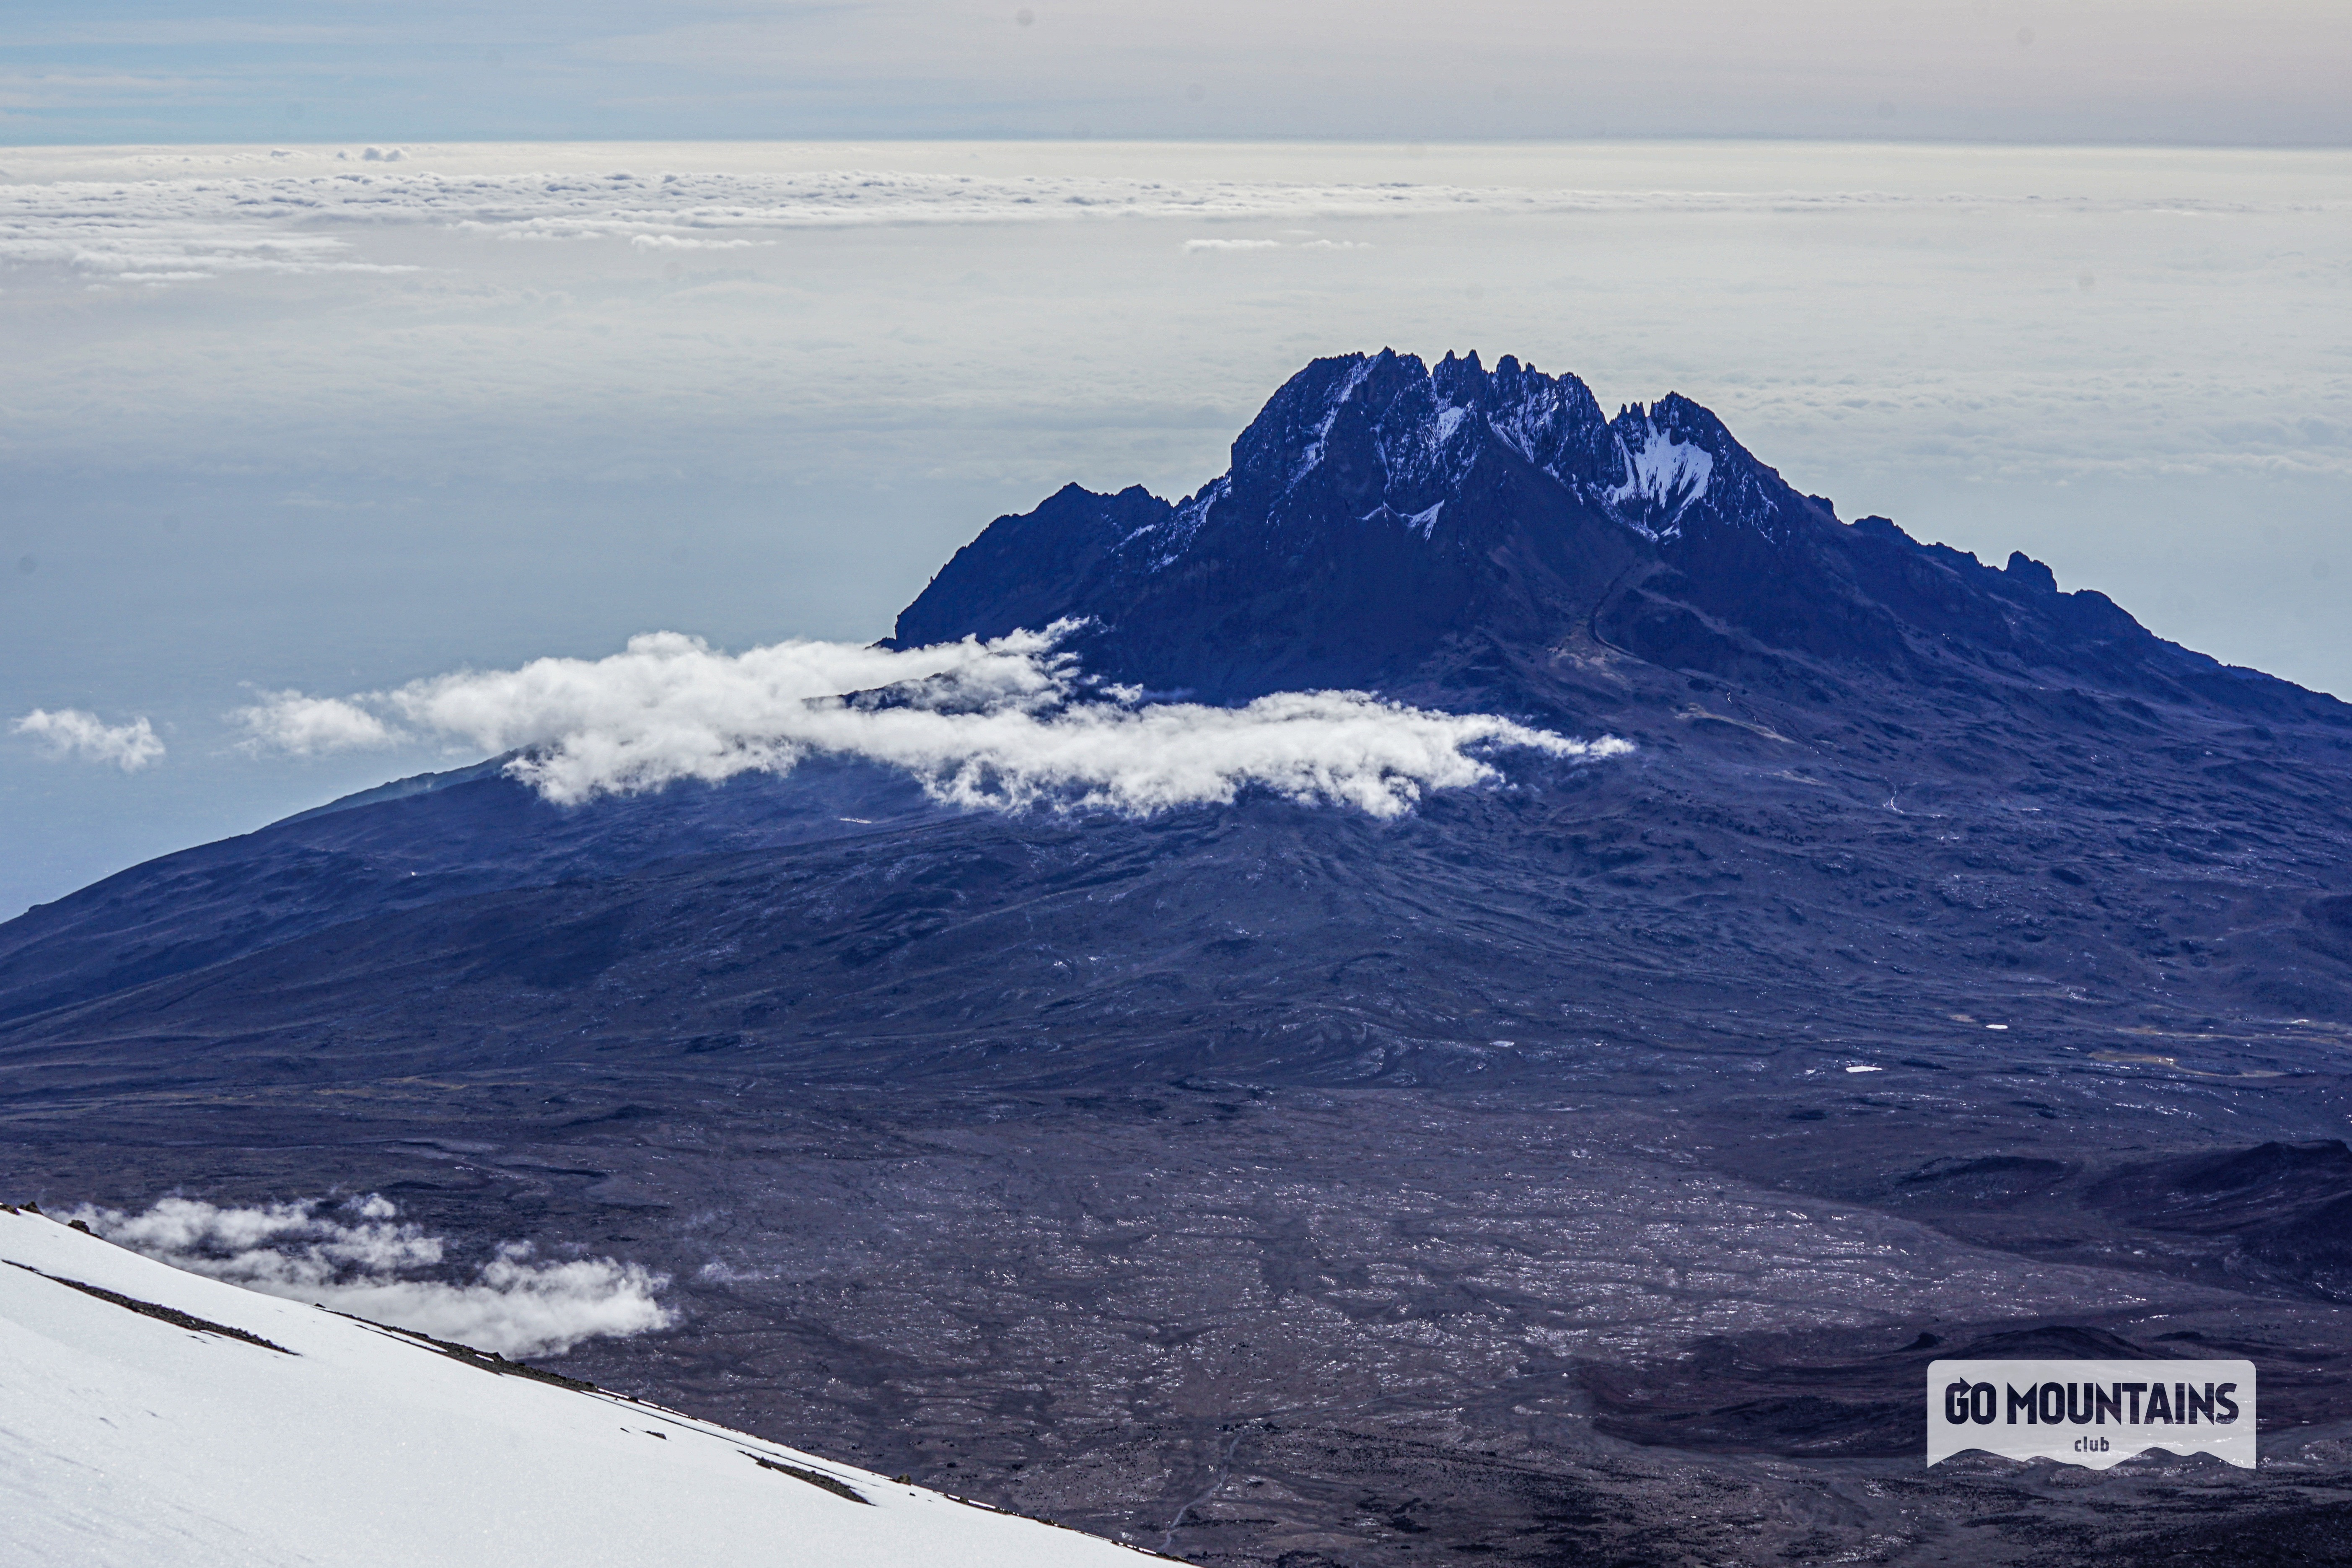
[893,351,2336,721]
[1198,349,1804,556]
[893,349,1830,695]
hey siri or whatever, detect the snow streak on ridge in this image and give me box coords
[1609,418,1716,537]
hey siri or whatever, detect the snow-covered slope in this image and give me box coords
[0,1206,1162,1568]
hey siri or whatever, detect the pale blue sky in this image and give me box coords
[6,2,2350,147]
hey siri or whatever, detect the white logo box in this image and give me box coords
[1927,1359,2255,1470]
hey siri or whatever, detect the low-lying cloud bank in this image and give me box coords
[234,623,1630,816]
[11,708,165,770]
[70,1195,674,1358]
[2,164,2318,288]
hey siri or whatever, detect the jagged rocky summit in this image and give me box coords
[897,348,2321,721]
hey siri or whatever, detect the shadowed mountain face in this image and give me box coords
[895,350,2332,722]
[10,352,2352,1567]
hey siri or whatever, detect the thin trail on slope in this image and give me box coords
[1160,1424,1249,1555]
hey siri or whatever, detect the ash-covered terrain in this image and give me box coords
[7,350,2352,1565]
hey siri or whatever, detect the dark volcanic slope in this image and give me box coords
[9,350,2352,1567]
[11,753,2352,1093]
[0,756,947,1034]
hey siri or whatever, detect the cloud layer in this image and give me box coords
[239,624,1625,815]
[11,708,165,771]
[0,161,2319,288]
[70,1195,675,1358]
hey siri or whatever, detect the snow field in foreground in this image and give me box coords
[0,1208,1159,1568]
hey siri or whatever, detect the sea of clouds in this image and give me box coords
[68,1194,675,1357]
[230,623,1626,816]
[3,141,2338,508]
[10,160,2299,287]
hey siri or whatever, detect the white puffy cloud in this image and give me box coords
[231,690,404,756]
[70,1195,675,1358]
[11,708,165,770]
[89,1193,441,1274]
[259,624,1627,815]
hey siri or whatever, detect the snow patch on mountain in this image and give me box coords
[1607,417,1716,539]
[1289,356,1375,492]
[1198,350,1785,555]
[1131,475,1228,565]
[1371,395,1481,498]
[1487,392,1584,477]
[0,1206,1158,1567]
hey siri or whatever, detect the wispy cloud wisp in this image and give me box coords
[11,708,164,770]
